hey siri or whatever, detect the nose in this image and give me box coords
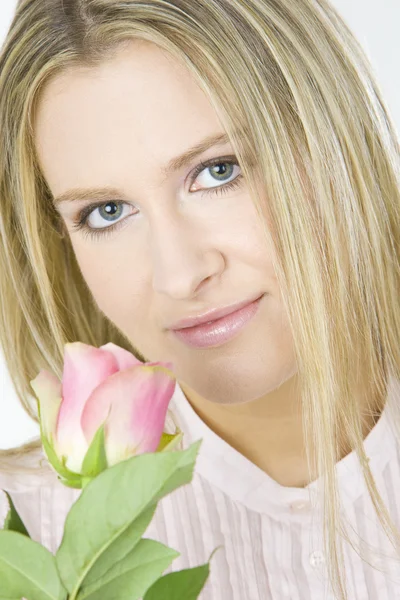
[150,211,225,301]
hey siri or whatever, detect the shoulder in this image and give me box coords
[0,442,70,537]
[0,441,58,493]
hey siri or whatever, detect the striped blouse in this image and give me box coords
[1,375,400,599]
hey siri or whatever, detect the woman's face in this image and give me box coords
[34,40,297,406]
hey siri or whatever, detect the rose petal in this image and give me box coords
[81,362,176,466]
[56,342,119,472]
[99,343,143,371]
[30,370,62,441]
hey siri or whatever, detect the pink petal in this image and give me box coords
[100,343,143,371]
[30,370,62,441]
[81,362,176,466]
[56,342,119,472]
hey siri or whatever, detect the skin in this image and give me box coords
[34,40,383,487]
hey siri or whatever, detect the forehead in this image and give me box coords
[33,40,223,197]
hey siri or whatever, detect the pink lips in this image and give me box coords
[171,294,265,348]
[169,294,264,330]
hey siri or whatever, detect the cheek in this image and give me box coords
[72,242,147,321]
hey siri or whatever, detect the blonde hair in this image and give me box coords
[0,0,399,596]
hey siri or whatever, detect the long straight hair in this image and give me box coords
[0,1,399,597]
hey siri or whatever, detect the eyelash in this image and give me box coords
[71,156,243,241]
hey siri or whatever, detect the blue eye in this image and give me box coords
[71,156,243,241]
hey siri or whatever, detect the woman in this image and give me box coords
[0,0,399,598]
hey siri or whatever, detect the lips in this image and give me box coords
[169,293,265,330]
[171,294,265,348]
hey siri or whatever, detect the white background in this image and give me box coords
[0,1,399,448]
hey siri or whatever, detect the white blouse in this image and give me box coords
[1,376,400,599]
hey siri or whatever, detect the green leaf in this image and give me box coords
[41,439,84,489]
[143,564,209,599]
[143,545,221,600]
[80,502,158,588]
[56,440,202,599]
[157,431,183,453]
[58,477,83,490]
[3,491,30,538]
[41,435,82,484]
[81,423,108,478]
[0,530,68,600]
[77,538,179,600]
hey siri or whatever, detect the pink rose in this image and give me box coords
[30,342,177,480]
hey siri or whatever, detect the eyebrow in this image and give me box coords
[52,131,231,206]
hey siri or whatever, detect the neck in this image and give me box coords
[178,371,386,488]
